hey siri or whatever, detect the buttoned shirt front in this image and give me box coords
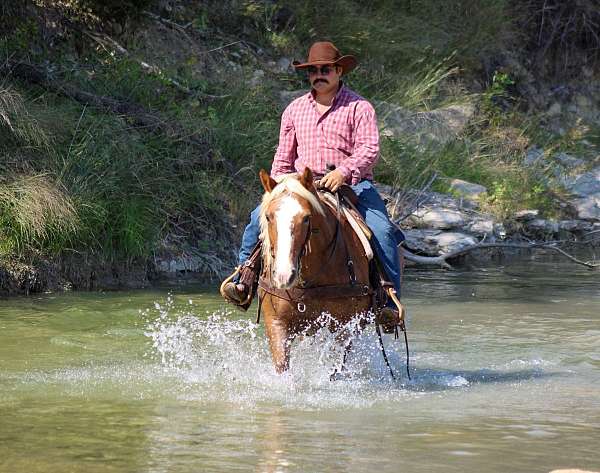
[270,84,379,185]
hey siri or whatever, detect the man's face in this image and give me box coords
[308,64,342,94]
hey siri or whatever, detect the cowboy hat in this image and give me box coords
[292,41,357,75]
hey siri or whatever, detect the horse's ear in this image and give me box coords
[299,167,315,192]
[259,169,277,193]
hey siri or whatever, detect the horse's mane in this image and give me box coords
[259,174,325,270]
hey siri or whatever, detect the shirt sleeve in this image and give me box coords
[336,103,379,185]
[270,106,297,179]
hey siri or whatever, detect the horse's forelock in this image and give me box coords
[259,175,324,271]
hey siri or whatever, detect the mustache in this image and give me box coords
[312,78,329,85]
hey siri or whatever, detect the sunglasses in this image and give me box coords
[307,65,336,75]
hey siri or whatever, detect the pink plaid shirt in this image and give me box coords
[271,84,379,185]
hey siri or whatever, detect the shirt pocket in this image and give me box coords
[321,118,353,151]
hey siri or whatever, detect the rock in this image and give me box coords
[570,196,600,221]
[402,229,476,255]
[249,69,265,87]
[279,89,306,109]
[427,232,477,254]
[547,102,562,116]
[554,152,584,168]
[427,104,475,135]
[525,146,545,166]
[525,147,589,199]
[563,167,600,220]
[558,220,593,232]
[411,208,466,230]
[156,256,204,273]
[565,168,600,197]
[401,229,444,254]
[275,57,292,73]
[525,218,559,235]
[449,179,487,199]
[378,103,411,138]
[514,209,539,221]
[226,60,242,72]
[574,94,592,109]
[465,218,495,237]
[378,102,475,145]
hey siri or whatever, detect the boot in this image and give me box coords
[376,307,400,334]
[221,281,250,305]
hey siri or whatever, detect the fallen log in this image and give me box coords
[4,60,188,133]
[81,31,229,100]
[401,242,600,270]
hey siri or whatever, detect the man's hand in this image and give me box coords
[317,169,346,192]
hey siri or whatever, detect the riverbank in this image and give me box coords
[2,1,600,296]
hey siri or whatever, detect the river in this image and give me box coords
[1,256,599,472]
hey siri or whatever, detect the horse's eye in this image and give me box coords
[303,215,310,224]
[266,214,271,223]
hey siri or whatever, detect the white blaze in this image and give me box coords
[273,195,303,288]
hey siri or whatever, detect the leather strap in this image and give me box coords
[258,277,372,303]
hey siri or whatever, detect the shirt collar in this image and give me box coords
[309,81,346,106]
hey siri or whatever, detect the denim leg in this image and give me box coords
[238,205,261,266]
[350,181,404,298]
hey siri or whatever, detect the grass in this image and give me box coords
[0,85,52,150]
[0,174,79,257]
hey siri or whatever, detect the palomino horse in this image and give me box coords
[256,167,379,374]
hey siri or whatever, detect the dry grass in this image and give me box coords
[0,85,52,150]
[0,174,79,254]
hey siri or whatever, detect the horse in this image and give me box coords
[256,167,378,375]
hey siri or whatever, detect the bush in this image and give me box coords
[514,0,600,75]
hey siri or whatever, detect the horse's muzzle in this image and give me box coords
[272,267,297,289]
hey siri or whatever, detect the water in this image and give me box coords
[1,258,599,472]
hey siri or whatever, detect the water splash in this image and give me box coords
[139,295,481,409]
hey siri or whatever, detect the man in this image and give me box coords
[223,41,404,323]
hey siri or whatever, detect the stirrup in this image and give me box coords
[220,266,252,307]
[386,287,406,330]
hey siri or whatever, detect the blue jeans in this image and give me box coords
[237,181,404,296]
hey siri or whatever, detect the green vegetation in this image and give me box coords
[1,0,598,283]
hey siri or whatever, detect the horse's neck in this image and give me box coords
[300,209,349,285]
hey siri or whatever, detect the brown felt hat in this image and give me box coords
[292,41,357,75]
